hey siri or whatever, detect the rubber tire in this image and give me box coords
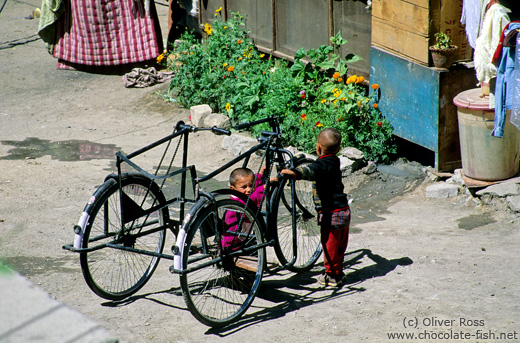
[80,174,168,300]
[180,198,265,327]
[271,159,322,272]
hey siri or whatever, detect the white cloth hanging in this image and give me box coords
[461,0,488,49]
[474,3,510,85]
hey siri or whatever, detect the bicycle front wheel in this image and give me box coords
[180,199,265,327]
[272,159,322,272]
[80,174,168,300]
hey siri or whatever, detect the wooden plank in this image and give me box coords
[372,17,430,64]
[462,172,520,188]
[372,0,429,10]
[235,256,258,272]
[372,0,429,35]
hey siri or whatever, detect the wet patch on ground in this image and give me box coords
[347,163,425,226]
[0,137,121,161]
[1,255,78,276]
[457,214,497,230]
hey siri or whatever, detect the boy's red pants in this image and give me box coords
[320,208,351,276]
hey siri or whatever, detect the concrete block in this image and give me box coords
[476,182,520,198]
[340,147,364,160]
[425,183,460,198]
[190,104,212,127]
[221,134,257,156]
[506,195,520,212]
[204,113,231,129]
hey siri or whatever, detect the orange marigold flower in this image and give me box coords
[156,53,164,64]
[356,76,365,83]
[371,84,379,90]
[346,75,357,84]
[320,99,327,104]
[332,72,340,79]
[237,39,242,44]
[373,103,378,108]
[377,121,383,127]
[238,57,242,61]
[227,66,235,72]
[300,114,307,121]
[338,78,343,82]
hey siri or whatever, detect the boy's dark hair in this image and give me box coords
[318,128,342,154]
[229,167,254,187]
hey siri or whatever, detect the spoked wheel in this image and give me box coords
[180,199,265,327]
[79,174,168,300]
[272,159,322,273]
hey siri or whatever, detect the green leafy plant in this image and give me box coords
[433,32,454,50]
[167,10,396,163]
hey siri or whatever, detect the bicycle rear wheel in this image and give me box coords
[180,199,265,327]
[80,174,168,300]
[272,159,322,272]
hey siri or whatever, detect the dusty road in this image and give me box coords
[1,0,520,342]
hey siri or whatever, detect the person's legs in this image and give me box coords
[319,209,351,286]
[322,226,349,277]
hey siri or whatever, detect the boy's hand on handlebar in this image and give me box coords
[270,169,295,183]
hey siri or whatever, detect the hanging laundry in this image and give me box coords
[474,2,510,87]
[461,0,488,49]
[492,22,520,136]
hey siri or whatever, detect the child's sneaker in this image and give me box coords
[317,273,342,287]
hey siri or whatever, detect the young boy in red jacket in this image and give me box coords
[279,128,351,287]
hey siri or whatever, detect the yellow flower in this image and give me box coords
[190,51,193,55]
[320,99,327,104]
[204,23,213,35]
[315,121,323,127]
[216,6,222,13]
[260,54,265,58]
[226,103,231,111]
[333,89,342,98]
[346,75,357,84]
[223,63,228,67]
[224,26,227,29]
[156,53,164,64]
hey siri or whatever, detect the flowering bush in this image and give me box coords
[167,10,395,163]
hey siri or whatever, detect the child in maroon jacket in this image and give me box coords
[279,128,351,287]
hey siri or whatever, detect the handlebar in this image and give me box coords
[234,116,279,131]
[175,121,231,136]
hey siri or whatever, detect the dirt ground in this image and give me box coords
[1,1,520,342]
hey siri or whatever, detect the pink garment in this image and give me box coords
[53,0,162,69]
[221,174,264,249]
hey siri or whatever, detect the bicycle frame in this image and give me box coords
[63,117,299,274]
